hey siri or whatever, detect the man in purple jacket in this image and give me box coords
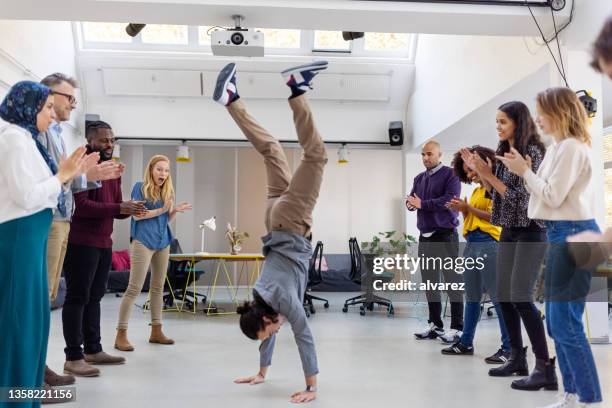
[62,121,147,377]
[406,140,463,342]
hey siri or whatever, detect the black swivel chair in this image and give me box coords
[303,240,330,317]
[342,237,395,316]
[163,239,207,311]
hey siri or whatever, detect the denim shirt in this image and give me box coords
[129,182,173,250]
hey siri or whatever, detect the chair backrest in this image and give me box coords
[349,237,363,283]
[170,238,183,254]
[308,241,324,285]
[167,238,188,277]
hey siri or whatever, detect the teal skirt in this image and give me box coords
[0,210,52,408]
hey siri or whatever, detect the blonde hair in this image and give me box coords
[536,87,591,146]
[142,155,174,203]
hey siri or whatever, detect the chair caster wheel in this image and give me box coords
[359,305,365,311]
[367,304,374,311]
[324,302,329,309]
[305,311,311,317]
[487,311,493,317]
[388,307,395,316]
[310,306,316,314]
[360,310,366,316]
[342,306,348,313]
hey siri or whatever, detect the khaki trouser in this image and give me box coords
[228,95,327,237]
[117,240,170,329]
[46,220,70,302]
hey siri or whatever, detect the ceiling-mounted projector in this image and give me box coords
[211,15,264,57]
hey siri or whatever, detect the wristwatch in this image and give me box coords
[305,385,317,392]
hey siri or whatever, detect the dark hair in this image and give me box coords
[451,145,497,184]
[496,101,545,157]
[86,120,113,142]
[236,291,279,340]
[40,72,78,88]
[591,16,612,72]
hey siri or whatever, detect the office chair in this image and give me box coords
[163,239,207,311]
[342,237,395,316]
[303,240,330,317]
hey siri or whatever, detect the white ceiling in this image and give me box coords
[3,0,568,36]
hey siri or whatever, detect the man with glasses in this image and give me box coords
[37,73,123,390]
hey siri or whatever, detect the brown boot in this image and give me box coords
[63,359,100,377]
[84,351,125,365]
[45,365,75,386]
[114,329,134,352]
[149,324,175,345]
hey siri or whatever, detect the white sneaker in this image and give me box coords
[439,329,463,344]
[538,393,578,408]
[414,322,444,340]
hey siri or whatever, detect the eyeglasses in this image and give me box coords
[52,91,77,105]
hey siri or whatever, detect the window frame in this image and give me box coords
[76,23,417,61]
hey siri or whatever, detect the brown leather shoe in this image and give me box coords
[64,359,100,377]
[45,365,75,386]
[41,383,75,404]
[84,351,126,365]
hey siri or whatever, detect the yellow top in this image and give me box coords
[463,186,501,241]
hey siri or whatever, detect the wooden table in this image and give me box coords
[168,253,265,315]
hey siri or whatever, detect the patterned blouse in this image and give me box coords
[491,143,545,228]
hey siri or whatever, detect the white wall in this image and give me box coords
[77,53,414,145]
[113,144,404,255]
[0,20,82,150]
[407,34,555,149]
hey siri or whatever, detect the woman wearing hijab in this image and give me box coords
[0,81,90,407]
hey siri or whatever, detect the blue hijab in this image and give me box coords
[0,80,58,175]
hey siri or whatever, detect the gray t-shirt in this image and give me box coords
[253,231,319,377]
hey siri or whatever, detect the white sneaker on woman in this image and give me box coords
[538,393,578,408]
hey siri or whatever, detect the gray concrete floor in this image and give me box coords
[46,292,612,408]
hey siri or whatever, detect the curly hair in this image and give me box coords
[451,145,497,184]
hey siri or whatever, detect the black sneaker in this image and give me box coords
[485,347,510,365]
[414,322,444,340]
[441,342,474,355]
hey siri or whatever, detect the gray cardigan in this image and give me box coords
[253,231,319,378]
[36,125,99,222]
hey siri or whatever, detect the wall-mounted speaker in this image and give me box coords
[389,121,404,146]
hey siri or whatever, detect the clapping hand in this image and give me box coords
[446,197,468,214]
[57,146,89,184]
[406,194,422,210]
[496,147,530,176]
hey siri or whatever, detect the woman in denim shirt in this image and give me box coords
[114,155,191,351]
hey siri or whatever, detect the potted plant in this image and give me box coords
[361,231,418,282]
[225,223,250,255]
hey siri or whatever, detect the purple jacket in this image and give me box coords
[409,165,461,235]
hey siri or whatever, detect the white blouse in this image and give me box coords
[524,137,594,221]
[0,124,61,224]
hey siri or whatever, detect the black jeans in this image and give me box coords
[418,229,464,330]
[496,226,550,361]
[62,243,112,361]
